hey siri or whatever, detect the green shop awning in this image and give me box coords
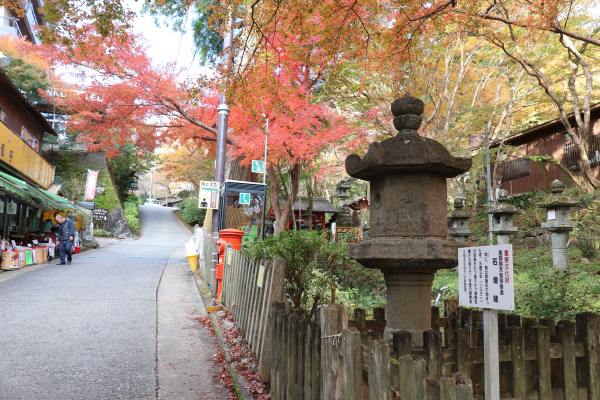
[39,189,87,217]
[0,171,84,215]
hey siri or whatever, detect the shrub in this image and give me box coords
[515,263,600,321]
[179,197,206,226]
[123,200,139,235]
[94,228,112,237]
[244,230,385,319]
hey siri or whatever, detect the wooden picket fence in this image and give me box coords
[196,229,600,399]
[270,299,600,399]
[195,227,217,292]
[270,303,474,400]
[210,243,286,382]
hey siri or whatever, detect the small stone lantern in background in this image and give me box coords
[488,189,520,245]
[335,179,354,227]
[345,94,471,346]
[449,195,472,243]
[538,180,579,269]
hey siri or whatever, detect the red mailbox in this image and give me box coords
[216,229,245,301]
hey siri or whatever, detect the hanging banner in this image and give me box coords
[84,170,99,200]
[458,244,514,310]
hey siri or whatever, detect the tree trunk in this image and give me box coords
[307,177,314,231]
[225,155,252,182]
[269,163,300,234]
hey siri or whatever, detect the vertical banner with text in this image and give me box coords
[84,170,99,201]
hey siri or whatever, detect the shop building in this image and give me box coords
[0,69,87,252]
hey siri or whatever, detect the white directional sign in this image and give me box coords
[458,244,514,310]
[239,192,251,205]
[198,181,219,209]
[251,160,265,174]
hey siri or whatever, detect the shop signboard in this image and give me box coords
[92,208,108,221]
[0,124,55,188]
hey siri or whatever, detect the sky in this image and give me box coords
[123,0,206,79]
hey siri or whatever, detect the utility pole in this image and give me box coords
[211,14,234,235]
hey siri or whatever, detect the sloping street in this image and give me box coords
[0,205,229,400]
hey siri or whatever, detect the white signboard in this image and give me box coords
[458,244,514,310]
[198,181,220,209]
[547,209,556,221]
[251,160,265,174]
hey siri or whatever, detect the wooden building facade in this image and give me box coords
[493,104,600,195]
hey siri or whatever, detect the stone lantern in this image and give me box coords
[345,94,471,345]
[538,180,579,269]
[336,179,352,201]
[487,189,520,245]
[335,179,354,227]
[449,195,472,243]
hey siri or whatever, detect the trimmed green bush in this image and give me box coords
[179,197,206,226]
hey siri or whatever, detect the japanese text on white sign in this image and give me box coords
[458,244,514,310]
[199,181,219,209]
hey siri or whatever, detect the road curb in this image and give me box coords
[192,271,253,400]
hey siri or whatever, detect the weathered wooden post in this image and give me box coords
[538,179,579,269]
[488,189,520,245]
[345,94,471,346]
[449,195,472,244]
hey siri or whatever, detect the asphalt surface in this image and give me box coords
[0,205,229,400]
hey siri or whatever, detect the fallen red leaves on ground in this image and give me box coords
[196,310,270,399]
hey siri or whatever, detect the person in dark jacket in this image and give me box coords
[55,214,75,265]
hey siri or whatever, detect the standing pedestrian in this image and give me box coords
[55,214,74,265]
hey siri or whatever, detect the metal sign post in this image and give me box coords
[484,122,499,400]
[260,117,269,239]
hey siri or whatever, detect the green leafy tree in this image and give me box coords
[108,144,156,203]
[142,0,223,64]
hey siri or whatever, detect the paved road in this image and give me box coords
[0,205,229,400]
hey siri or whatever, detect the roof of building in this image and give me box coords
[493,102,600,146]
[0,69,58,136]
[276,197,339,214]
